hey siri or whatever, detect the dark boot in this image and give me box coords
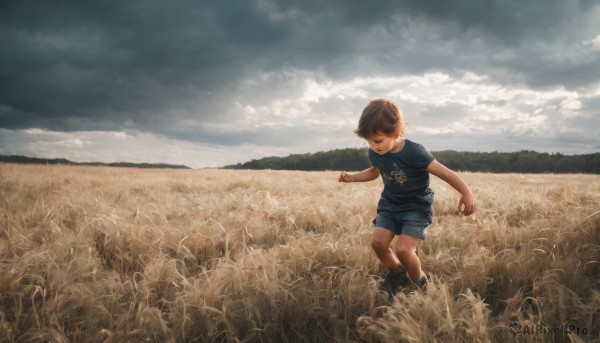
[379,266,409,299]
[411,275,428,291]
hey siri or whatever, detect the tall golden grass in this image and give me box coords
[0,163,598,342]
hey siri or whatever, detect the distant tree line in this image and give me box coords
[225,149,600,174]
[0,155,191,169]
[226,148,370,172]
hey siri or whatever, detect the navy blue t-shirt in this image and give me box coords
[368,139,435,215]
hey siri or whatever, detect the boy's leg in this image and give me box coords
[371,227,401,270]
[372,227,409,297]
[395,234,425,282]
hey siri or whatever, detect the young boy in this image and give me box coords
[338,99,476,297]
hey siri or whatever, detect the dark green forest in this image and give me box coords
[225,148,600,174]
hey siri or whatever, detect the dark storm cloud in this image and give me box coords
[0,1,290,132]
[1,0,599,144]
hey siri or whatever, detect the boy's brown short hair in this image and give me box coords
[354,99,407,139]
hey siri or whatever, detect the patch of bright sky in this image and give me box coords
[0,128,293,168]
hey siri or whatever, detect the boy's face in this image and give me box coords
[366,132,400,155]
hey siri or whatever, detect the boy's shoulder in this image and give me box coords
[404,139,430,154]
[404,139,424,149]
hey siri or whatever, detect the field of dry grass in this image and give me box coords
[0,163,599,342]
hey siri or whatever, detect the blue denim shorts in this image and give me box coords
[373,211,432,240]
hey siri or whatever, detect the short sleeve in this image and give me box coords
[411,142,435,169]
[368,148,378,167]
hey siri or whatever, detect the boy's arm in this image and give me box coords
[338,166,380,183]
[426,160,476,216]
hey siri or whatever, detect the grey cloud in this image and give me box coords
[413,103,471,125]
[580,95,600,113]
[0,1,288,130]
[164,121,342,148]
[399,1,587,43]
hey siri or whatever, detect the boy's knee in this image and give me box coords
[370,234,391,252]
[395,244,416,259]
[370,237,387,252]
[395,234,419,258]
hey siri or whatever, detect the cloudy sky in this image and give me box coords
[1,1,599,168]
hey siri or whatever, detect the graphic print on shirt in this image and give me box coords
[381,163,407,185]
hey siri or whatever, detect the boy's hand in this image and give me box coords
[338,171,351,183]
[458,193,476,216]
